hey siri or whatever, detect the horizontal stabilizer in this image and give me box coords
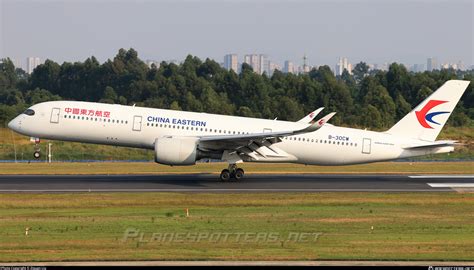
[402,140,458,150]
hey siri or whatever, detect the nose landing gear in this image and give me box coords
[219,164,245,181]
[32,137,41,159]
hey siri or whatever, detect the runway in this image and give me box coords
[0,173,472,192]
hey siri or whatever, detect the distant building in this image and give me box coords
[427,57,438,71]
[224,54,238,72]
[335,57,352,76]
[244,54,267,74]
[440,62,463,70]
[6,58,23,70]
[283,60,295,74]
[268,62,281,76]
[259,54,269,75]
[26,57,41,74]
[244,54,259,73]
[301,54,310,73]
[146,60,160,69]
[411,64,425,73]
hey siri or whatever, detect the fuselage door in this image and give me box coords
[263,128,272,133]
[132,115,142,131]
[362,138,371,154]
[50,108,60,124]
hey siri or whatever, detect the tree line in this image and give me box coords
[1,48,473,129]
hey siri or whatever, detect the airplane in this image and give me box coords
[7,80,470,181]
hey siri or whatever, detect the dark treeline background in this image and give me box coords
[1,48,473,129]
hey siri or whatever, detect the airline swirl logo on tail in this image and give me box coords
[415,100,449,129]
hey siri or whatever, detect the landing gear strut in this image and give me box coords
[219,164,245,181]
[32,138,41,159]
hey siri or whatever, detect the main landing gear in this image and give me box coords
[219,164,245,181]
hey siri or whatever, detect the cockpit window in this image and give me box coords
[24,109,35,116]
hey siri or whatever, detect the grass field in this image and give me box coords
[0,161,473,175]
[0,192,473,262]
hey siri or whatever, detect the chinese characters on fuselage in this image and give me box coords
[64,108,111,118]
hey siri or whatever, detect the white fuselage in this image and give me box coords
[8,101,453,165]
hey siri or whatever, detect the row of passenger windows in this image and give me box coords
[283,136,358,147]
[146,122,251,134]
[150,123,358,147]
[64,114,128,124]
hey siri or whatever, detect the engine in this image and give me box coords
[154,137,199,165]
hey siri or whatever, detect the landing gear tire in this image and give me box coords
[33,151,41,159]
[219,164,245,181]
[220,169,231,181]
[234,168,244,180]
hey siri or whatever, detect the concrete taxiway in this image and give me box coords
[0,173,472,192]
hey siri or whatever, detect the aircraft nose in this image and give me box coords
[7,118,19,131]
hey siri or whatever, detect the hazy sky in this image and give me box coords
[1,0,473,68]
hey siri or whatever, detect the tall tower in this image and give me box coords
[284,60,294,73]
[427,57,438,71]
[224,54,238,72]
[244,54,261,74]
[26,57,41,74]
[302,54,310,73]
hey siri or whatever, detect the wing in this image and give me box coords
[197,112,336,162]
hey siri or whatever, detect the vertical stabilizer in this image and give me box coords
[386,80,470,141]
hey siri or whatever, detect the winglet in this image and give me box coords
[297,107,324,123]
[296,112,336,133]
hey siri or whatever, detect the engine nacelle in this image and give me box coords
[154,137,198,165]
